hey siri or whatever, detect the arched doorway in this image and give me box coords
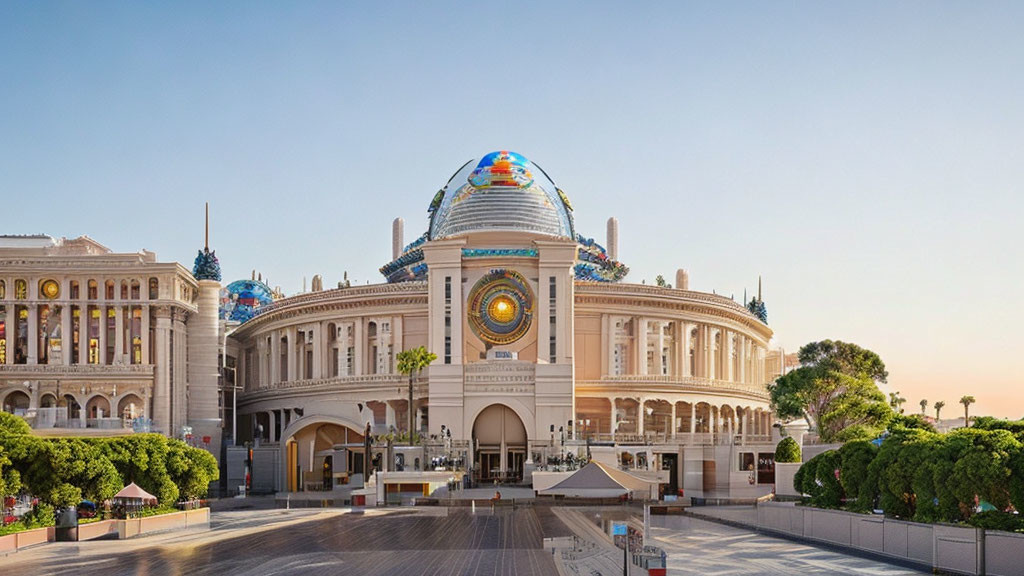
[86,395,111,420]
[2,390,30,414]
[282,420,366,492]
[472,404,527,483]
[118,394,145,420]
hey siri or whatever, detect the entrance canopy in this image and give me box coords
[539,462,658,498]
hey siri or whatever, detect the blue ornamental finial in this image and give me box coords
[747,297,767,324]
[193,248,222,282]
[193,202,222,281]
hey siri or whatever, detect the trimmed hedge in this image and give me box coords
[775,437,801,463]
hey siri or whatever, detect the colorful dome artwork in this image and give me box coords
[379,151,628,284]
[220,279,275,323]
[429,151,575,240]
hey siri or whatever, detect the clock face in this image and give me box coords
[41,279,60,299]
[467,269,534,346]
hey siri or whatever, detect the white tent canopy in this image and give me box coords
[113,482,158,502]
[539,462,659,498]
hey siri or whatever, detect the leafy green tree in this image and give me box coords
[165,441,219,500]
[3,437,120,507]
[796,450,843,508]
[768,340,892,442]
[947,428,1019,516]
[0,412,31,435]
[868,428,936,519]
[960,395,976,427]
[774,437,801,463]
[0,444,22,499]
[838,440,878,512]
[888,414,937,433]
[96,435,178,504]
[397,346,437,442]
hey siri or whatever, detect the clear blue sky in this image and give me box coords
[3,2,1022,417]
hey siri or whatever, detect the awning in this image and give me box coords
[539,462,658,498]
[113,482,158,501]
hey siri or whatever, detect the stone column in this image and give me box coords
[689,403,696,434]
[286,327,297,382]
[78,307,88,365]
[670,402,677,438]
[141,305,150,364]
[392,315,403,370]
[312,323,323,379]
[97,305,107,365]
[114,306,125,364]
[353,319,364,375]
[153,308,172,433]
[635,317,646,376]
[637,399,645,436]
[737,335,746,384]
[187,279,222,459]
[27,305,38,364]
[268,410,276,443]
[723,330,733,382]
[4,306,13,365]
[270,332,280,384]
[60,303,72,365]
[655,322,665,375]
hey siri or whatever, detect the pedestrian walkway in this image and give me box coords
[650,514,926,575]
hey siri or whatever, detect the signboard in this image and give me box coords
[611,522,627,536]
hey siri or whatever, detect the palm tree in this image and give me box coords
[960,396,976,427]
[934,401,945,420]
[920,399,928,416]
[397,346,437,444]
[888,391,906,414]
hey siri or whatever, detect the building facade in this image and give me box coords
[227,151,783,496]
[0,235,221,454]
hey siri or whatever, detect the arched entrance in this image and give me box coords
[117,394,145,420]
[2,390,30,414]
[472,404,527,483]
[282,419,366,492]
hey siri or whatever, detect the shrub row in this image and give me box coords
[0,413,218,508]
[795,424,1024,526]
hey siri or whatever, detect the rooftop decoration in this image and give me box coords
[192,248,221,282]
[193,203,222,282]
[379,152,629,283]
[428,151,575,241]
[220,279,275,323]
[746,277,768,324]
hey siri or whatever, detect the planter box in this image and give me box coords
[0,526,55,554]
[117,508,210,539]
[78,519,119,541]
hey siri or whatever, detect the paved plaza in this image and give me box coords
[650,514,928,575]
[0,503,932,576]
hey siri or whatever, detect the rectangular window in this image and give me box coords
[548,277,556,363]
[444,276,452,364]
[739,452,755,472]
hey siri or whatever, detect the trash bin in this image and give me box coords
[55,507,78,542]
[352,494,365,506]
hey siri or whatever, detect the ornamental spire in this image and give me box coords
[192,202,222,281]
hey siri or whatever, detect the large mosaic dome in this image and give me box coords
[220,279,275,323]
[428,151,574,240]
[380,151,629,284]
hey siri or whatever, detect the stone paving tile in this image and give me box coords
[650,515,928,576]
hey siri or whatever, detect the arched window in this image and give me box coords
[0,279,5,299]
[88,280,98,300]
[14,279,27,300]
[70,280,80,300]
[120,280,129,300]
[130,279,140,300]
[148,277,159,300]
[105,280,115,300]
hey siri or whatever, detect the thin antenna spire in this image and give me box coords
[204,202,209,250]
[758,275,762,301]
